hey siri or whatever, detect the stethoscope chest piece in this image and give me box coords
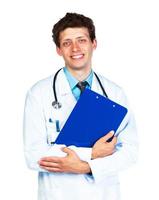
[52,101,62,109]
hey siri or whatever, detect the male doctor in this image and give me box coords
[23,13,138,200]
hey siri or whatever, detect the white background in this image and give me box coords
[0,0,159,199]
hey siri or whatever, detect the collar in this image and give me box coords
[56,68,103,97]
[63,67,93,90]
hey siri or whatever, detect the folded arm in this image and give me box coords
[39,132,117,173]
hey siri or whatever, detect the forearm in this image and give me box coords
[87,111,139,183]
[88,141,138,183]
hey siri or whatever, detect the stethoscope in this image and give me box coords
[52,68,108,109]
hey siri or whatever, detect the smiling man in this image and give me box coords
[23,13,138,200]
[56,27,96,75]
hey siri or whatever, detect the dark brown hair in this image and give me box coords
[52,13,96,47]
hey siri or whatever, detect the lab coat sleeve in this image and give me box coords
[23,88,91,172]
[23,88,53,172]
[45,145,92,162]
[67,146,92,162]
[87,90,139,183]
[23,89,70,171]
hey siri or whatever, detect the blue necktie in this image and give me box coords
[76,81,88,95]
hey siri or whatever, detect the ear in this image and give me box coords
[56,47,63,56]
[92,39,97,50]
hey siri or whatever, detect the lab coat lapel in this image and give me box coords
[91,73,104,96]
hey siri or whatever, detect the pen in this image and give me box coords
[55,120,60,132]
[49,118,60,132]
[49,118,53,123]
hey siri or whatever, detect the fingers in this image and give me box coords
[39,161,63,172]
[40,156,61,163]
[39,159,62,172]
[111,136,117,145]
[39,158,64,172]
[41,166,63,172]
[99,130,114,142]
[39,160,59,168]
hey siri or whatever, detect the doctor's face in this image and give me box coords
[56,27,97,71]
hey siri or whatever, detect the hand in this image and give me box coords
[91,131,117,159]
[39,147,91,174]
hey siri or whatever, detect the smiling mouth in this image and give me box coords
[71,54,84,59]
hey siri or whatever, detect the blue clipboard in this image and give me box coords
[55,89,128,147]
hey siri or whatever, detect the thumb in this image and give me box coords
[61,147,74,155]
[111,136,117,145]
[99,130,114,143]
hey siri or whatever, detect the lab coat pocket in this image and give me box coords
[46,120,60,145]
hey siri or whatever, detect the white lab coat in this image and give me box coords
[23,69,138,200]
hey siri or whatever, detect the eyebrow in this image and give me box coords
[62,36,89,42]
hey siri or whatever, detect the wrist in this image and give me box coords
[91,148,97,159]
[79,161,91,174]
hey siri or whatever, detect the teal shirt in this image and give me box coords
[63,67,93,100]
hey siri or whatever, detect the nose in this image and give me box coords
[71,41,80,52]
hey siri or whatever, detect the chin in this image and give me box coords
[70,65,88,71]
[70,62,89,70]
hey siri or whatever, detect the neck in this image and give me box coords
[66,67,92,81]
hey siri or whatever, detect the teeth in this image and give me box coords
[72,54,83,59]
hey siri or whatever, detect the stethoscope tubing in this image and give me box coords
[93,72,108,98]
[52,68,108,109]
[52,68,63,103]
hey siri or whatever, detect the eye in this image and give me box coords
[62,41,71,47]
[78,38,87,44]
